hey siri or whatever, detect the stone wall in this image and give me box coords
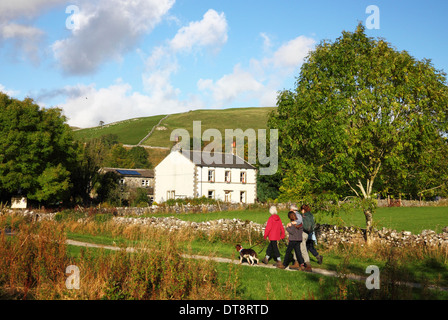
[5,207,448,249]
[315,224,448,248]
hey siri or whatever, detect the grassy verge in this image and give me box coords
[59,208,448,291]
[3,206,447,300]
[142,206,448,235]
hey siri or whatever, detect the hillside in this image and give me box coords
[73,107,275,147]
[142,107,275,148]
[72,107,276,167]
[72,114,167,145]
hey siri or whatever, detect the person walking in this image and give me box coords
[301,204,323,266]
[261,206,285,268]
[277,211,305,270]
[290,204,311,271]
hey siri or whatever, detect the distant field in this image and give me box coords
[72,107,276,149]
[150,206,448,235]
[142,107,275,147]
[72,114,166,145]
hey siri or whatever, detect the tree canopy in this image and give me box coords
[0,93,77,203]
[269,24,448,238]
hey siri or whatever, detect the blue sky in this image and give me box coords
[1,0,447,128]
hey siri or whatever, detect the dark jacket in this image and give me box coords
[286,222,303,242]
[302,211,315,234]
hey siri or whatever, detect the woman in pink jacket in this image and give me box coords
[261,206,285,267]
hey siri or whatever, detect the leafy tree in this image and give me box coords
[95,171,121,205]
[128,146,151,168]
[105,144,135,168]
[0,93,77,204]
[269,24,448,242]
[256,170,281,202]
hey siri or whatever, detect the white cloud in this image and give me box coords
[260,32,272,51]
[55,79,197,128]
[270,35,315,71]
[0,23,44,63]
[0,0,66,20]
[170,9,228,53]
[198,35,316,108]
[141,8,228,110]
[52,0,175,75]
[0,0,64,64]
[0,84,20,97]
[41,7,228,128]
[198,64,264,107]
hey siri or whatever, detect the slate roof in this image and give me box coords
[100,167,154,178]
[179,150,256,170]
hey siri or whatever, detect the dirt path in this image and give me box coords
[66,240,366,281]
[66,239,448,292]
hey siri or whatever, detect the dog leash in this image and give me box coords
[248,239,265,250]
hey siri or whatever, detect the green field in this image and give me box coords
[72,107,275,148]
[146,206,448,235]
[142,107,275,147]
[72,114,167,145]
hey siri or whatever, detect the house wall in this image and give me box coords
[154,151,196,203]
[123,177,154,190]
[197,166,257,204]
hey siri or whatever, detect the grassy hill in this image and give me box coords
[73,107,275,147]
[72,107,276,167]
[143,107,275,148]
[72,114,167,145]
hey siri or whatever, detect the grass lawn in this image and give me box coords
[61,205,448,300]
[145,206,448,235]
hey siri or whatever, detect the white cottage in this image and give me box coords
[154,150,257,204]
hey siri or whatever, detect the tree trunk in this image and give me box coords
[364,208,373,245]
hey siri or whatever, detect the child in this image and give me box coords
[262,206,285,268]
[277,211,305,270]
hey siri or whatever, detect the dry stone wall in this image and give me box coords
[5,208,448,249]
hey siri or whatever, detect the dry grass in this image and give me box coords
[0,216,238,300]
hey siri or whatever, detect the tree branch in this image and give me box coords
[346,180,360,197]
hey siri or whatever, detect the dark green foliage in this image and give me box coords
[0,93,76,204]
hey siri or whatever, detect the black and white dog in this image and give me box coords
[235,244,259,265]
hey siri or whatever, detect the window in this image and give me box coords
[208,190,215,199]
[167,190,175,200]
[119,179,125,185]
[208,170,215,182]
[225,170,231,183]
[224,190,232,202]
[141,179,150,187]
[240,191,246,203]
[240,171,246,184]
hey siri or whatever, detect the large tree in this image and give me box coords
[269,24,448,242]
[0,93,77,204]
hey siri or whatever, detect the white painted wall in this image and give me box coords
[197,166,257,204]
[154,151,196,203]
[155,151,257,204]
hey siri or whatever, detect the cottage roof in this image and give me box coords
[179,150,256,170]
[100,167,154,178]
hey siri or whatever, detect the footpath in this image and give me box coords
[65,239,448,292]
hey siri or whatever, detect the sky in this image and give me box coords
[1,0,447,128]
